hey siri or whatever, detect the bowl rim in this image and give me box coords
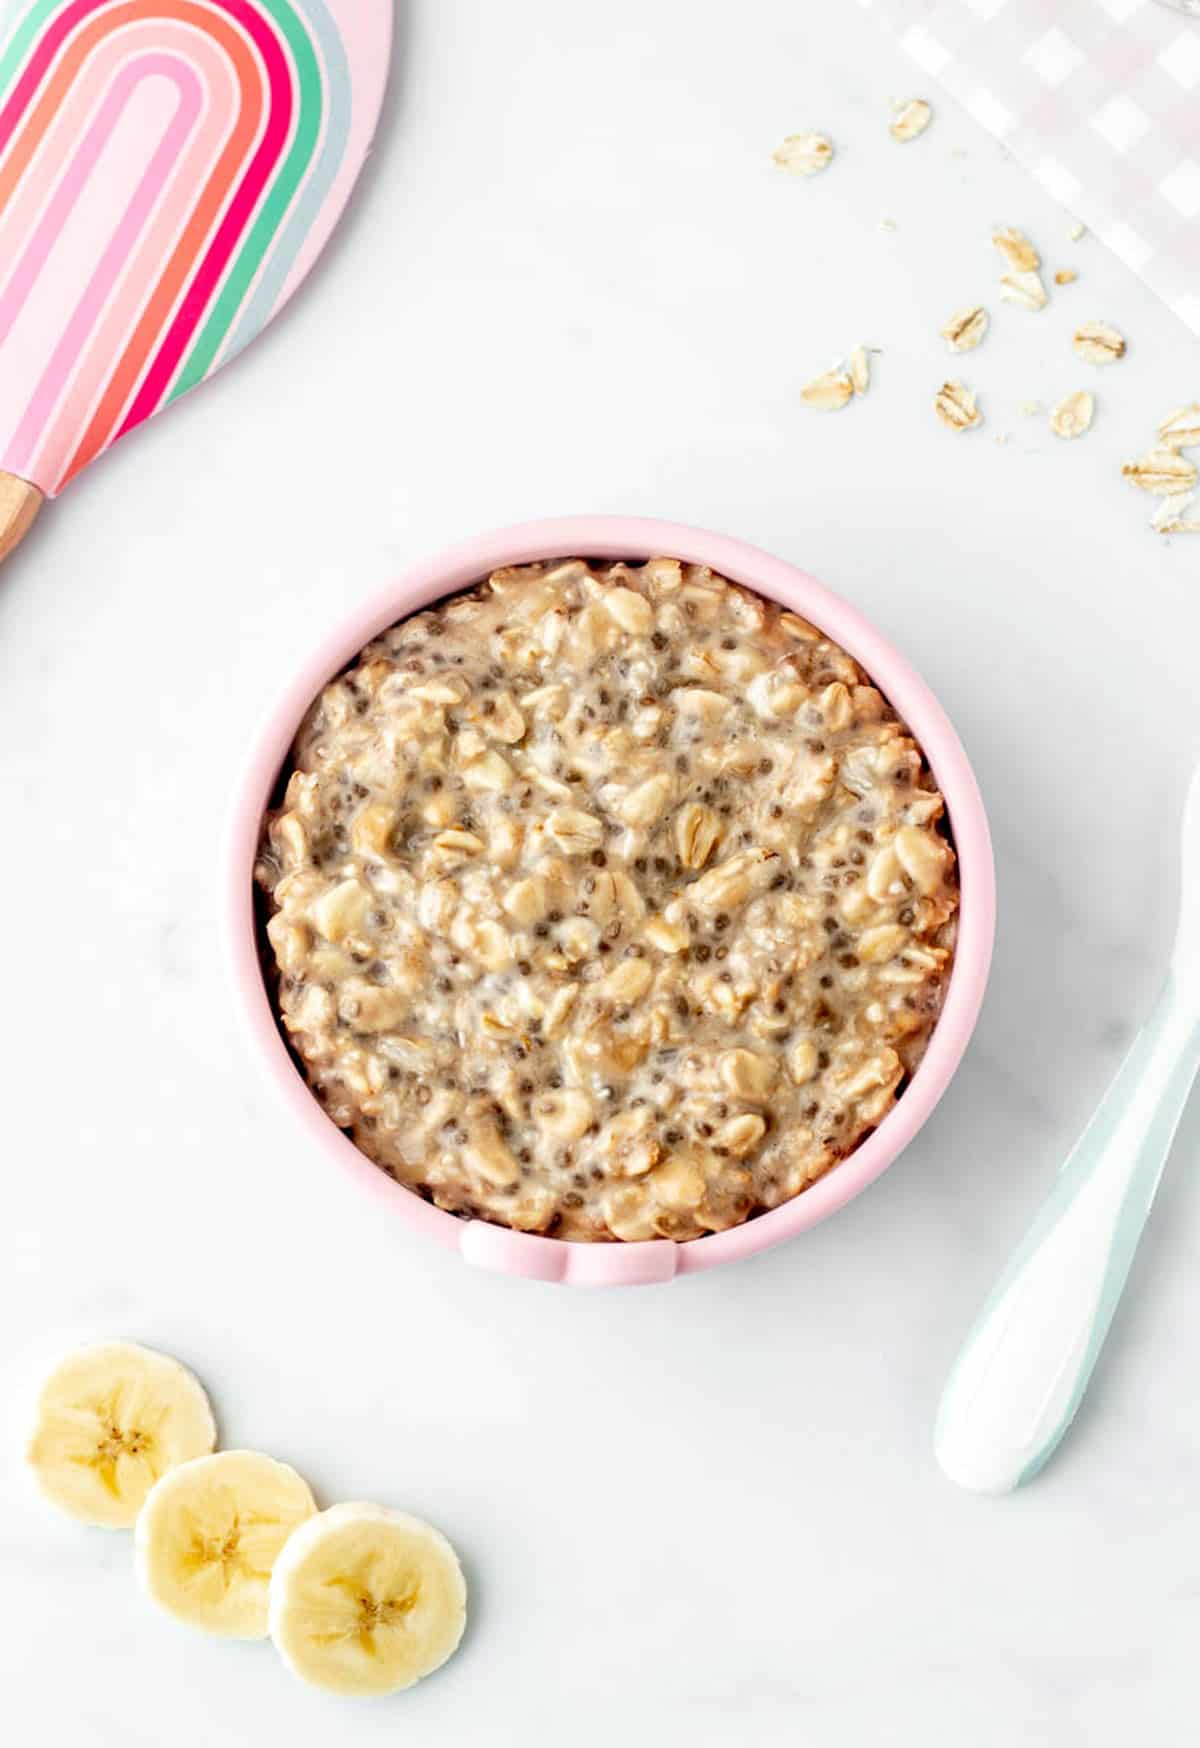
[228,515,995,1286]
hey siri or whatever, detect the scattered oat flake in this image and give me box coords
[1020,400,1044,417]
[848,346,870,396]
[1073,322,1126,364]
[1121,448,1198,496]
[1157,404,1200,450]
[1069,220,1086,242]
[1049,391,1094,440]
[941,305,988,353]
[935,381,982,432]
[1001,269,1048,311]
[801,368,855,411]
[773,132,834,176]
[1054,268,1078,286]
[994,432,1010,447]
[993,227,1041,273]
[890,98,932,142]
[1152,491,1196,533]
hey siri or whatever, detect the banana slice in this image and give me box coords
[268,1503,467,1695]
[26,1342,216,1528]
[136,1450,317,1639]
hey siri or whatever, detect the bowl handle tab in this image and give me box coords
[459,1221,678,1287]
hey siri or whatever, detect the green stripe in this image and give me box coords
[170,0,323,399]
[0,0,60,98]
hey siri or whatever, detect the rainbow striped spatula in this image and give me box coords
[0,0,391,563]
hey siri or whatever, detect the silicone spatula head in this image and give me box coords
[0,0,391,559]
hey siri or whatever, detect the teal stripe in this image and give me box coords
[0,0,59,97]
[169,0,324,399]
[217,0,351,368]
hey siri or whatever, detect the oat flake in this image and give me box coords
[1152,491,1197,533]
[935,381,982,432]
[941,305,988,353]
[1074,322,1126,365]
[773,132,834,176]
[1121,448,1198,496]
[890,98,932,143]
[1157,405,1200,450]
[801,368,855,411]
[848,346,870,396]
[1049,391,1094,440]
[1000,270,1048,311]
[992,227,1041,273]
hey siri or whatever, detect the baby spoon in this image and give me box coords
[0,0,392,564]
[936,762,1200,1492]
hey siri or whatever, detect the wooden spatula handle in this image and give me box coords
[0,471,43,565]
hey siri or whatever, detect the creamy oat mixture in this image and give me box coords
[256,558,959,1242]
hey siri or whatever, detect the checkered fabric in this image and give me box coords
[860,0,1200,337]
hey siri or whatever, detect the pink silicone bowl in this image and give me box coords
[230,516,995,1287]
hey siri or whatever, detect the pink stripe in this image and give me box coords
[0,19,230,317]
[0,52,197,350]
[0,59,108,298]
[0,0,129,154]
[116,0,293,430]
[3,52,202,475]
[25,26,241,489]
[0,0,295,430]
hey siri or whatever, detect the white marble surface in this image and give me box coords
[3,2,1200,1743]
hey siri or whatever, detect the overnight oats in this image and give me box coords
[256,558,959,1242]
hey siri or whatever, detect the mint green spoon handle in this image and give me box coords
[936,978,1200,1493]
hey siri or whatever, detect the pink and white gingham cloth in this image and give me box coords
[860,0,1200,336]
